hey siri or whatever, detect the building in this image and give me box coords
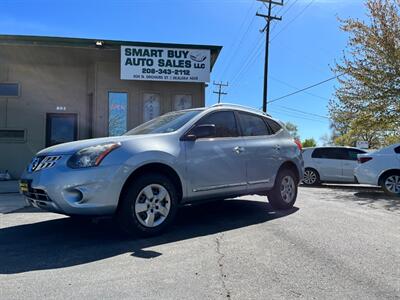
[0,35,222,177]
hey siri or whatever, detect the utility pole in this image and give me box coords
[256,0,283,113]
[213,81,228,103]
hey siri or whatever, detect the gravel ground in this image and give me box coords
[0,185,399,300]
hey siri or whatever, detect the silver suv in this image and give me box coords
[20,104,303,236]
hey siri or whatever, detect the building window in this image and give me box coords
[0,129,25,142]
[0,83,19,97]
[108,92,128,136]
[174,94,192,111]
[46,114,78,147]
[143,93,160,122]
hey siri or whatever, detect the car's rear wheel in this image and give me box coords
[268,169,298,210]
[302,168,320,186]
[381,173,400,197]
[116,173,179,237]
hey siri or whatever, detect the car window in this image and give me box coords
[238,112,271,136]
[125,110,202,135]
[312,148,345,159]
[344,149,366,160]
[196,111,238,138]
[264,118,282,134]
[395,146,400,154]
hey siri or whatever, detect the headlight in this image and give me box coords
[67,143,121,169]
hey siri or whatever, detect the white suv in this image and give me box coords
[355,143,400,196]
[302,147,367,185]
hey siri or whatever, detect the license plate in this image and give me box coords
[19,180,31,193]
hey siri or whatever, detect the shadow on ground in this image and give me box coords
[301,184,400,212]
[0,199,298,274]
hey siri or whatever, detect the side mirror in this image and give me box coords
[183,124,216,141]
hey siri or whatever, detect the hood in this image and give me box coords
[37,136,133,155]
[37,133,178,155]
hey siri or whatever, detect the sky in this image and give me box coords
[0,0,366,143]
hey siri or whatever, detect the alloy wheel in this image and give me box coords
[384,175,400,194]
[134,184,171,228]
[280,175,296,203]
[303,170,317,185]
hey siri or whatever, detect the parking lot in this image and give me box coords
[1,185,399,299]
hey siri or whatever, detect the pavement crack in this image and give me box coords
[215,233,231,299]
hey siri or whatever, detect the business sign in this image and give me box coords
[121,46,210,83]
[356,141,369,149]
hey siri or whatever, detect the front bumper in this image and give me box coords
[20,155,127,216]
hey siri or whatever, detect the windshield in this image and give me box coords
[125,110,202,135]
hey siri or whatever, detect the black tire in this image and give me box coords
[268,169,298,210]
[380,172,400,197]
[116,173,179,237]
[302,168,320,186]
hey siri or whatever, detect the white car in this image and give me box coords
[302,146,367,185]
[355,143,400,196]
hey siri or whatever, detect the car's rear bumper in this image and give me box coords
[354,165,379,186]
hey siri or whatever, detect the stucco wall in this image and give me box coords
[0,45,206,178]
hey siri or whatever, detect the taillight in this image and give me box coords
[358,157,372,164]
[294,139,302,151]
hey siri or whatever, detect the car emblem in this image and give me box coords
[28,157,41,173]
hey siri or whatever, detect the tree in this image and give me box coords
[284,122,300,140]
[302,138,317,148]
[330,0,400,148]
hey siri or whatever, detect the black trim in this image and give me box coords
[180,109,240,140]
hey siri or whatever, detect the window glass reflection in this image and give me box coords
[109,92,128,136]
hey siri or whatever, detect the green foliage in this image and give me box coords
[330,0,400,148]
[284,122,300,140]
[302,138,317,148]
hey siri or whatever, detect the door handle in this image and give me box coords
[274,145,281,151]
[233,146,245,154]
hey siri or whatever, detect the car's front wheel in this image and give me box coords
[381,172,400,197]
[268,169,298,210]
[116,173,179,237]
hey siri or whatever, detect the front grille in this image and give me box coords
[28,155,61,172]
[24,188,52,202]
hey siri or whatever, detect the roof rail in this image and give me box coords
[211,103,272,117]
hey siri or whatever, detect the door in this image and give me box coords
[237,112,280,190]
[311,148,343,181]
[184,111,247,199]
[395,146,400,166]
[340,148,366,182]
[46,113,78,147]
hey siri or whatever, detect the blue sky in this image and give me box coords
[0,0,365,143]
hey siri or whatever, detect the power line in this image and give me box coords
[270,0,315,42]
[268,108,329,123]
[270,75,330,101]
[227,1,298,92]
[268,74,343,104]
[218,1,258,80]
[272,104,330,119]
[229,36,265,88]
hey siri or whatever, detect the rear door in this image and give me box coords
[311,148,343,181]
[236,111,280,190]
[340,148,366,182]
